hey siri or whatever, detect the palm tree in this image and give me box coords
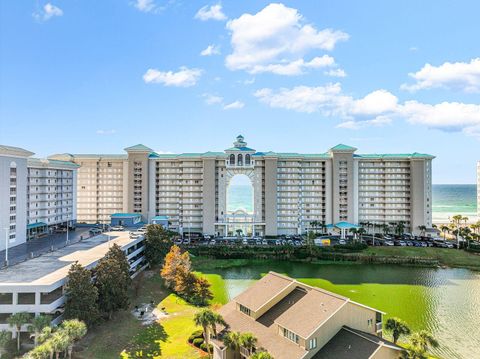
[223,331,242,359]
[210,312,227,338]
[7,311,31,351]
[239,332,257,356]
[193,309,216,356]
[28,315,51,347]
[385,317,411,344]
[50,331,69,359]
[440,225,449,240]
[408,330,439,356]
[251,351,274,359]
[25,342,52,359]
[417,225,426,237]
[61,319,87,359]
[396,221,406,236]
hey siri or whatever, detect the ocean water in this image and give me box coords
[432,184,478,223]
[227,184,479,223]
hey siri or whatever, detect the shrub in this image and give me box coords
[200,343,213,352]
[192,338,204,347]
[191,329,203,338]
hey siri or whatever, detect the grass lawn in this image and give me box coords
[364,246,480,270]
[75,270,206,359]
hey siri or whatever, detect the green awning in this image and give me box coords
[27,222,47,230]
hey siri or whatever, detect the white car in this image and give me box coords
[384,240,395,246]
[255,239,262,245]
[275,240,281,246]
[209,239,216,245]
[338,239,346,245]
[242,238,248,245]
[204,235,211,240]
[262,240,268,245]
[111,226,124,231]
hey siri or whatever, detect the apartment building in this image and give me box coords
[0,145,79,252]
[477,161,480,218]
[0,231,147,333]
[211,272,403,359]
[48,135,434,236]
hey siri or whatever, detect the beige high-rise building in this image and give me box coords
[50,136,434,236]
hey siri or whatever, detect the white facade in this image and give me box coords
[477,161,480,218]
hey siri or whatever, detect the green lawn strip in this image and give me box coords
[364,247,480,270]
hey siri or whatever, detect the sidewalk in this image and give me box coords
[0,227,93,268]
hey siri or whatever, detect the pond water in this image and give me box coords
[196,261,480,359]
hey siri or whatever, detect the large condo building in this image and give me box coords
[50,136,434,236]
[477,161,480,218]
[0,145,79,252]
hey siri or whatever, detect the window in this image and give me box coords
[308,337,317,350]
[367,318,373,327]
[239,304,251,316]
[237,154,243,166]
[245,154,251,165]
[283,328,299,344]
[229,154,235,165]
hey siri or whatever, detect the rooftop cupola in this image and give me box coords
[234,135,246,148]
[225,135,255,167]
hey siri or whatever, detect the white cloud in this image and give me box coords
[33,3,63,22]
[200,44,221,56]
[143,67,203,87]
[247,55,336,76]
[401,58,480,93]
[254,83,480,137]
[203,93,223,105]
[96,129,116,135]
[325,68,346,78]
[195,4,227,21]
[225,3,348,75]
[223,101,245,110]
[133,0,160,13]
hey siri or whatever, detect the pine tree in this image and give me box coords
[144,224,174,266]
[64,262,99,326]
[105,244,131,286]
[95,248,130,319]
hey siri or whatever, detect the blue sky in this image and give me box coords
[0,0,479,183]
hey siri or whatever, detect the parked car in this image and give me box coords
[300,240,306,246]
[445,242,455,248]
[242,238,248,245]
[384,240,394,246]
[294,240,301,246]
[338,239,347,245]
[89,228,102,235]
[275,239,281,246]
[111,226,124,231]
[183,238,191,245]
[281,239,287,246]
[394,240,407,246]
[209,239,216,245]
[255,239,262,245]
[383,235,393,241]
[287,240,294,246]
[406,241,414,246]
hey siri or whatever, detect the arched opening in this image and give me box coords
[237,154,243,166]
[229,154,235,165]
[227,174,253,236]
[245,154,251,165]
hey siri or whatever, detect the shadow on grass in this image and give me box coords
[122,322,168,358]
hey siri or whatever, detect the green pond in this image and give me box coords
[195,260,480,359]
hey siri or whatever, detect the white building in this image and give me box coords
[0,231,146,334]
[477,161,480,218]
[0,145,79,253]
[51,136,434,236]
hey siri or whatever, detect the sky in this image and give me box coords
[0,0,479,184]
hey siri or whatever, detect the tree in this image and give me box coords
[50,331,69,359]
[161,245,191,289]
[251,351,274,359]
[385,317,411,344]
[410,330,439,354]
[193,309,217,356]
[24,342,52,359]
[236,229,243,238]
[64,262,99,326]
[223,331,241,359]
[440,225,449,240]
[8,311,31,351]
[417,225,426,236]
[95,252,130,319]
[239,332,257,356]
[191,276,214,306]
[395,221,406,236]
[105,244,131,285]
[28,315,51,347]
[0,330,12,354]
[61,319,87,359]
[144,224,174,266]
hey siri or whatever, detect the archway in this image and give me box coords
[226,174,254,236]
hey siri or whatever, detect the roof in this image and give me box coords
[0,144,34,158]
[124,144,153,152]
[234,272,294,312]
[49,153,128,160]
[330,144,357,152]
[27,222,47,230]
[357,152,435,159]
[274,287,348,338]
[111,213,142,218]
[225,146,256,152]
[329,221,361,229]
[27,158,80,169]
[312,326,403,359]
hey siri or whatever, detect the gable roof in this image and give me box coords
[312,326,403,359]
[0,144,34,158]
[124,144,153,152]
[330,144,358,152]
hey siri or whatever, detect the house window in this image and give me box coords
[308,337,317,350]
[283,328,299,344]
[239,304,251,317]
[367,318,373,327]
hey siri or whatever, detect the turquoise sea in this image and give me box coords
[227,184,478,223]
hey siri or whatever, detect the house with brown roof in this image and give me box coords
[212,272,403,359]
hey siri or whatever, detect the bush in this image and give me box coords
[188,330,203,343]
[192,338,204,348]
[200,343,213,352]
